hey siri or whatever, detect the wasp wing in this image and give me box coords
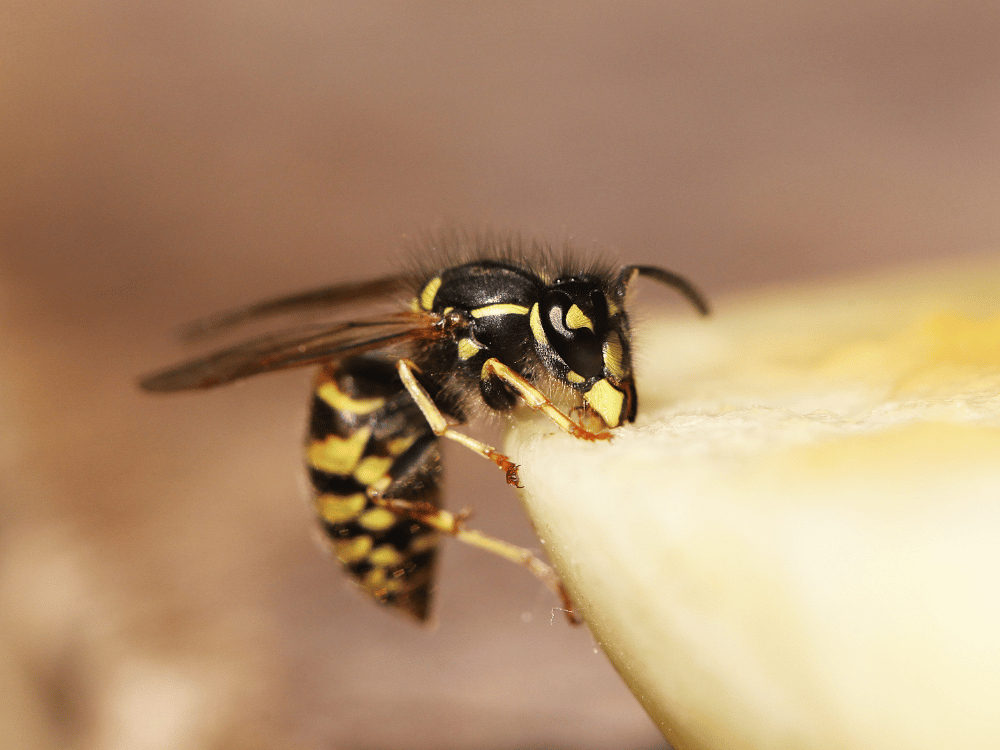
[141,311,443,392]
[180,274,407,341]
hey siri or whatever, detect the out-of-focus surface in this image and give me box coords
[2,2,999,748]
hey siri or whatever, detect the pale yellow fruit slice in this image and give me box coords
[506,257,1000,750]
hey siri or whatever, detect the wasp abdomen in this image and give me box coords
[306,355,443,621]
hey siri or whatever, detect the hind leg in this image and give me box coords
[369,490,579,625]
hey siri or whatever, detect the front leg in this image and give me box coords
[480,358,614,441]
[396,358,523,486]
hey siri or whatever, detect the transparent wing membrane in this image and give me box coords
[141,311,443,392]
[180,274,406,341]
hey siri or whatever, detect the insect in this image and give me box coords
[140,234,709,623]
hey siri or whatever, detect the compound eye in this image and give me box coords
[539,286,608,380]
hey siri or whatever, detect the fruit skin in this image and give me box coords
[507,258,1000,750]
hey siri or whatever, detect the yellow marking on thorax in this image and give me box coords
[308,427,372,475]
[565,304,595,331]
[419,276,443,310]
[529,303,549,346]
[603,336,625,379]
[566,370,586,384]
[457,337,483,360]
[358,507,398,531]
[354,455,394,486]
[471,303,529,318]
[584,379,624,428]
[317,382,386,415]
[334,535,372,563]
[316,493,367,523]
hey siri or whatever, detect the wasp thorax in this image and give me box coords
[539,281,610,381]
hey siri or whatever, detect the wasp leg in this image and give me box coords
[396,358,523,487]
[368,490,580,625]
[393,358,578,623]
[481,359,613,441]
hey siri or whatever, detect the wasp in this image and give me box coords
[140,234,708,623]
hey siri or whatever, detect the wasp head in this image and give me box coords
[529,277,636,429]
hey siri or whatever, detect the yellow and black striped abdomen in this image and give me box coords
[306,355,443,621]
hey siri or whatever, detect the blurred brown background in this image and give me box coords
[2,2,999,749]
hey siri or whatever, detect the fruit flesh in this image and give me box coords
[507,258,1000,750]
